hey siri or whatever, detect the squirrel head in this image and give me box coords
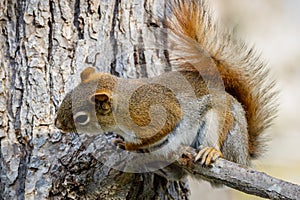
[55,67,118,134]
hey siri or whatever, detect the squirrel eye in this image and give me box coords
[74,111,90,125]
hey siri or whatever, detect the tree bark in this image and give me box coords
[3,1,299,200]
[0,0,190,199]
[178,147,300,200]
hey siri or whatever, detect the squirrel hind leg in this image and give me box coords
[191,94,250,166]
[220,97,250,166]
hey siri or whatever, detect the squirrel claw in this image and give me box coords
[112,138,126,150]
[195,147,222,166]
[182,148,194,160]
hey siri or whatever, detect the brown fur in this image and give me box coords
[165,0,277,158]
[217,96,235,149]
[56,1,277,161]
[125,83,183,150]
[124,70,213,150]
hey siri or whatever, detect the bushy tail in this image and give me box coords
[164,0,278,158]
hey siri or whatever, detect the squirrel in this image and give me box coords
[55,0,277,171]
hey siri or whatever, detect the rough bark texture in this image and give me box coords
[0,0,190,199]
[178,147,300,200]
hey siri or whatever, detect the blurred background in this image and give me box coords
[189,0,300,199]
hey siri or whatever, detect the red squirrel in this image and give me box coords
[55,0,277,170]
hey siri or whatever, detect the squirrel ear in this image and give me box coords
[81,67,96,83]
[89,91,112,113]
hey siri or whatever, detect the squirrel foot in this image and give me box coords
[195,147,222,166]
[112,138,126,150]
[180,148,196,168]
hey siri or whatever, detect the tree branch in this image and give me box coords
[176,147,300,200]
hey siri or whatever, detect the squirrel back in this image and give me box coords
[164,0,278,158]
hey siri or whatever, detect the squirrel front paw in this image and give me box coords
[195,147,222,166]
[112,138,126,150]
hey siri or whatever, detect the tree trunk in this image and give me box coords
[0,0,190,199]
